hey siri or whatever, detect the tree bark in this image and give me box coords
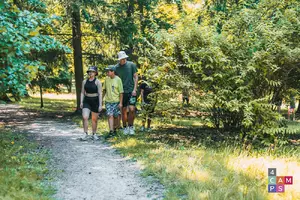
[125,0,135,57]
[67,72,73,93]
[138,1,145,35]
[72,4,84,112]
[39,83,44,108]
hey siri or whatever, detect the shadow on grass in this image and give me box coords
[144,126,239,147]
[109,134,269,200]
[18,97,77,118]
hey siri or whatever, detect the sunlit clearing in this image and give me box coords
[30,93,76,100]
[227,156,300,199]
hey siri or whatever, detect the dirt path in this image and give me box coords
[0,104,164,200]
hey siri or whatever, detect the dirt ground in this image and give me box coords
[0,104,164,200]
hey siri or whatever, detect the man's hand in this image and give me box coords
[80,103,83,109]
[98,106,102,113]
[131,90,137,96]
[118,103,122,109]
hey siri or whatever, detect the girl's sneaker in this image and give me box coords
[92,134,99,140]
[129,126,135,135]
[123,127,129,135]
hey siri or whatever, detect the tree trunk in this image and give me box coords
[39,83,44,108]
[125,0,135,57]
[72,4,84,112]
[138,1,145,35]
[67,72,73,93]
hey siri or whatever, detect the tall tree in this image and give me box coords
[71,4,84,111]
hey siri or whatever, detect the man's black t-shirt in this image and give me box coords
[140,81,158,104]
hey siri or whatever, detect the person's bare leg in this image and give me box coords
[122,107,128,127]
[82,108,90,133]
[108,115,114,131]
[118,114,121,128]
[128,105,135,126]
[91,112,98,133]
[117,113,121,129]
[114,116,119,130]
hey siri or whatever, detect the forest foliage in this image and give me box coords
[1,0,300,145]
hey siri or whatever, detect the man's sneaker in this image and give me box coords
[92,134,99,140]
[140,126,145,132]
[123,127,129,135]
[80,134,89,141]
[129,126,135,135]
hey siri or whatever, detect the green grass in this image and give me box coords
[109,134,299,200]
[0,128,54,200]
[19,97,76,114]
[18,96,300,200]
[72,112,300,200]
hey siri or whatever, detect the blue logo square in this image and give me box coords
[268,184,277,193]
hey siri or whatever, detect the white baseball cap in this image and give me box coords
[117,51,129,60]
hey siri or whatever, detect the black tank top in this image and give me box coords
[84,78,98,94]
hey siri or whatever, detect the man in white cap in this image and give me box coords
[115,51,138,135]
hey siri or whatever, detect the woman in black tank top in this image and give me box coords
[79,66,102,140]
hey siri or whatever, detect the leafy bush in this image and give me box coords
[139,0,300,146]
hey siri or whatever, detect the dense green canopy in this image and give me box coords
[0,0,69,99]
[1,0,299,144]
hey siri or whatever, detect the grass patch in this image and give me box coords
[19,97,76,115]
[109,133,299,200]
[0,128,54,200]
[18,95,300,199]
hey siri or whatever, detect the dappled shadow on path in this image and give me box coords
[0,104,39,127]
[0,103,166,200]
[142,126,238,148]
[0,103,77,128]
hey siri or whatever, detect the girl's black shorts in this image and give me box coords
[83,96,99,113]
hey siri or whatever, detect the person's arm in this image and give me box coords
[131,63,138,96]
[102,80,106,104]
[118,78,124,109]
[102,90,106,103]
[96,80,102,112]
[80,80,86,109]
[132,72,138,96]
[119,93,123,109]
